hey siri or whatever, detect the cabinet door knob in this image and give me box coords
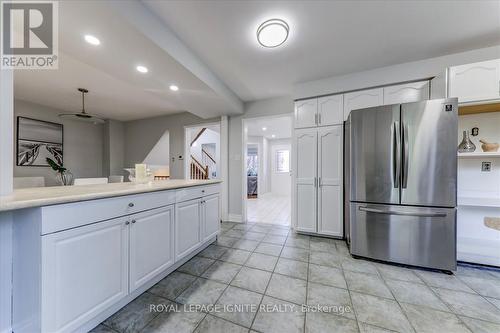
[202,190,205,193]
[128,203,134,207]
[131,220,136,224]
[125,221,130,225]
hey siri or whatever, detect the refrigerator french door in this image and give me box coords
[347,98,458,271]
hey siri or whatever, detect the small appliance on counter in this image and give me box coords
[344,98,458,272]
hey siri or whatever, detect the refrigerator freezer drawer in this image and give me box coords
[350,203,456,271]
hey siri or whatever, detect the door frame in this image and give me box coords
[241,113,293,224]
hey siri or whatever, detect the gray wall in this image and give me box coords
[124,112,219,179]
[228,96,294,219]
[14,99,104,186]
[103,120,125,177]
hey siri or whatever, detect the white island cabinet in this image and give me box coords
[11,182,221,333]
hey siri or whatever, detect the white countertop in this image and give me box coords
[0,179,222,212]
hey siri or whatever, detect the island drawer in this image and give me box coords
[175,184,220,203]
[41,190,176,235]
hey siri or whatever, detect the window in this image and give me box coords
[275,150,290,173]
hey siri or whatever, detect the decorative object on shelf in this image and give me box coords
[46,158,73,185]
[471,127,479,136]
[480,140,499,152]
[458,130,476,153]
[124,166,154,184]
[58,88,105,124]
[17,117,63,167]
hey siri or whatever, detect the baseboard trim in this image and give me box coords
[226,214,243,223]
[0,327,12,333]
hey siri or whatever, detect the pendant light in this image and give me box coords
[59,88,105,124]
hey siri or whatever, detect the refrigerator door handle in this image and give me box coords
[402,123,409,189]
[392,121,401,188]
[359,206,447,218]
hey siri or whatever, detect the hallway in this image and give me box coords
[247,193,290,226]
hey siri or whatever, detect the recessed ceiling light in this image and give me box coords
[169,85,179,91]
[84,34,100,46]
[257,19,289,48]
[262,127,267,131]
[271,134,276,138]
[136,65,148,73]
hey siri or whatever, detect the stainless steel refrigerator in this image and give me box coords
[344,98,458,271]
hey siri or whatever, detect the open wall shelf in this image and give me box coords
[458,152,500,158]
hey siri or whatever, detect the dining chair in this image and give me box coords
[108,175,124,183]
[73,178,109,186]
[13,177,45,189]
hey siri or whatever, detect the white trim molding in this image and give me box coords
[226,214,243,223]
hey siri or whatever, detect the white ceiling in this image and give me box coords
[14,1,241,121]
[246,116,292,139]
[144,0,500,102]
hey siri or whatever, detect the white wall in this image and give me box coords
[294,45,500,99]
[14,99,105,186]
[103,120,125,177]
[228,96,294,220]
[124,112,219,179]
[269,139,292,196]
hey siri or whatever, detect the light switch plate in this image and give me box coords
[481,162,491,172]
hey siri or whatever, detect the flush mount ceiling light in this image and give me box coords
[271,134,276,138]
[136,65,148,73]
[84,34,100,46]
[169,85,179,91]
[257,19,289,48]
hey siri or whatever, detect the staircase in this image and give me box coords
[190,155,208,179]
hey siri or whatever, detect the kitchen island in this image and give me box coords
[2,179,221,333]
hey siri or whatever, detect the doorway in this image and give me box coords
[185,123,220,180]
[242,115,292,226]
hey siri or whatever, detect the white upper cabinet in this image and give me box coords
[383,81,429,105]
[318,95,343,126]
[294,98,318,128]
[343,88,383,120]
[448,59,500,103]
[129,206,174,292]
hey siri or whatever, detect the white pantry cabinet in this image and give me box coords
[383,81,430,105]
[294,125,343,237]
[295,94,343,128]
[294,128,318,233]
[317,126,343,237]
[448,59,500,103]
[129,206,174,292]
[343,88,383,120]
[42,216,129,333]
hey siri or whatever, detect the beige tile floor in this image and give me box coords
[247,193,290,226]
[92,222,500,333]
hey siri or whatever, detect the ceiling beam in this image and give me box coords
[106,0,244,115]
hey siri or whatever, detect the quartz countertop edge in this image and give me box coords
[0,179,222,212]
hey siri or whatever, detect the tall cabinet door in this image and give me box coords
[175,199,202,261]
[42,217,129,333]
[129,205,174,292]
[294,128,317,233]
[449,59,500,103]
[318,95,343,126]
[294,99,318,128]
[343,88,383,120]
[203,194,220,242]
[318,126,343,237]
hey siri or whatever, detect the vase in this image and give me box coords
[458,130,476,153]
[57,171,73,186]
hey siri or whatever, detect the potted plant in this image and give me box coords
[46,158,73,185]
